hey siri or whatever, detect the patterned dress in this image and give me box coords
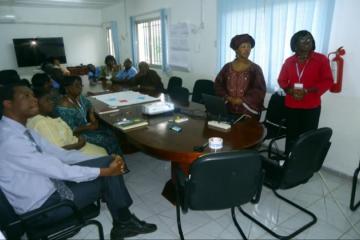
[214,62,266,117]
[56,95,122,155]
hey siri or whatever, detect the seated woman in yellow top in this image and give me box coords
[27,89,107,157]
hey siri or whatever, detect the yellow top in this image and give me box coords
[27,115,107,157]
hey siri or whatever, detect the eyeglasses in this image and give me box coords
[298,36,312,44]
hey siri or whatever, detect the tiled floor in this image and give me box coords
[72,152,360,239]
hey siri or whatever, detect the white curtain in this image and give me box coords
[218,0,335,90]
[110,21,121,64]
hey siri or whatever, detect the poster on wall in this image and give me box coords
[169,22,190,70]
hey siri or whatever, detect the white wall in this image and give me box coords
[321,0,360,175]
[106,0,360,176]
[0,6,106,78]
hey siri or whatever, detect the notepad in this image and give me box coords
[113,118,148,131]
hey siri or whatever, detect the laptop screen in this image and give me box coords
[202,94,229,121]
[202,94,244,123]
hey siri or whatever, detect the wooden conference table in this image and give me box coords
[89,90,265,201]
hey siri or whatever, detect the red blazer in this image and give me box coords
[278,51,333,109]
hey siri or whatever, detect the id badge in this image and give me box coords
[294,83,303,89]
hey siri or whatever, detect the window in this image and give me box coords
[218,0,335,91]
[136,18,162,66]
[106,27,115,57]
[130,9,168,71]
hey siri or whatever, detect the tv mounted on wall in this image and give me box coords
[13,37,67,67]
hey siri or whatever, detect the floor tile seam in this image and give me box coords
[282,205,351,235]
[184,222,221,239]
[339,224,360,239]
[176,216,217,237]
[245,194,327,235]
[142,213,179,236]
[313,187,360,230]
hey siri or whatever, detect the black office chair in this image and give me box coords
[239,127,333,240]
[0,69,21,85]
[0,188,104,240]
[260,92,287,160]
[167,76,183,95]
[191,79,215,104]
[175,150,264,240]
[169,86,190,107]
[350,159,360,211]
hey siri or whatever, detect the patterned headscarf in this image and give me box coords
[230,34,255,50]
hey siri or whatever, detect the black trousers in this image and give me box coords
[285,106,321,153]
[33,156,133,226]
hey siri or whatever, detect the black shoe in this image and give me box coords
[111,214,157,239]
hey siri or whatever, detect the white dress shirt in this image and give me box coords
[0,116,100,214]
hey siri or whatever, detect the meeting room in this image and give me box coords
[1,0,360,239]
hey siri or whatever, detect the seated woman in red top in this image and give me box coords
[214,34,266,119]
[278,30,333,152]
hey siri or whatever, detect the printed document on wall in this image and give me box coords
[169,22,190,69]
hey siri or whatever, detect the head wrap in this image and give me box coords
[230,34,255,51]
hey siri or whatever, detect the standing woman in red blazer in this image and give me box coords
[278,30,333,153]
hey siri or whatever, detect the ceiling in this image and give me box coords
[0,0,123,9]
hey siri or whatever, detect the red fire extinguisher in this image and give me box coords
[328,46,345,93]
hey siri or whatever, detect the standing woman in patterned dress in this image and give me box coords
[215,34,266,120]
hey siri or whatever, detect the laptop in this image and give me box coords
[202,94,244,124]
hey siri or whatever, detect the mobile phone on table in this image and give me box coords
[169,125,182,133]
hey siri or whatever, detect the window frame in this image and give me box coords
[135,17,163,67]
[105,26,115,58]
[130,9,168,72]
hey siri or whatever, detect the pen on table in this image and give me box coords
[232,115,245,125]
[193,141,209,152]
[98,109,120,115]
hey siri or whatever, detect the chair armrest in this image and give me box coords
[174,165,190,213]
[174,166,187,188]
[251,167,265,204]
[8,200,85,232]
[268,134,287,160]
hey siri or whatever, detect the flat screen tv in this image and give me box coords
[13,37,67,67]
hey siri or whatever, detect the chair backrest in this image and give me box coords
[0,70,21,85]
[191,79,215,104]
[167,76,182,94]
[280,127,333,189]
[169,87,190,107]
[0,189,24,239]
[264,92,286,128]
[186,150,263,210]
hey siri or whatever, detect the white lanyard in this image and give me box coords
[67,96,88,123]
[295,60,309,83]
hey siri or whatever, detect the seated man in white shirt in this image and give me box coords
[0,82,157,240]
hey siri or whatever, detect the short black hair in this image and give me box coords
[0,69,21,85]
[105,55,116,65]
[0,81,29,118]
[33,88,49,99]
[31,73,51,89]
[19,79,31,88]
[59,75,82,94]
[290,30,316,52]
